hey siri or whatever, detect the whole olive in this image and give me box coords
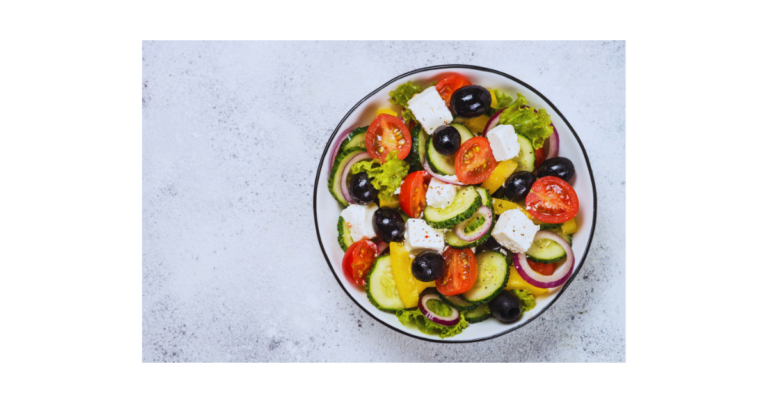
[372,208,405,243]
[349,172,378,204]
[433,125,461,156]
[489,291,522,323]
[411,251,446,282]
[450,85,492,118]
[537,157,575,182]
[502,171,537,203]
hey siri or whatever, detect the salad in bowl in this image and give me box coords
[314,66,596,342]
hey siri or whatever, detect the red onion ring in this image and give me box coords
[418,293,460,326]
[340,152,371,204]
[328,127,355,176]
[482,108,506,137]
[544,125,559,160]
[376,241,388,254]
[512,231,574,288]
[422,160,465,186]
[454,206,493,242]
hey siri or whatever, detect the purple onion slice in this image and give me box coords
[339,152,371,204]
[328,127,355,176]
[454,206,493,242]
[512,231,574,289]
[419,292,460,327]
[422,160,465,186]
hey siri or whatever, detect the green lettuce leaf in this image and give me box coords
[350,151,409,199]
[511,289,536,312]
[395,309,469,339]
[498,93,554,149]
[492,89,515,110]
[389,81,422,124]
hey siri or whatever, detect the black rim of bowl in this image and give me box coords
[312,64,598,343]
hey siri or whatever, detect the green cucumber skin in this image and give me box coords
[337,216,353,252]
[462,251,510,305]
[444,221,495,249]
[365,254,404,313]
[328,147,367,206]
[339,126,369,152]
[475,186,494,210]
[426,136,455,176]
[424,188,481,229]
[406,125,425,173]
[513,134,535,172]
[465,304,491,323]
[525,233,567,263]
[539,223,561,231]
[438,294,479,312]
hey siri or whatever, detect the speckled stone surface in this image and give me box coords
[142,41,625,362]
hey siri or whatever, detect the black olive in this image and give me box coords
[450,85,492,118]
[432,125,461,156]
[372,208,405,243]
[502,171,537,203]
[411,251,445,282]
[537,157,575,182]
[349,172,379,204]
[489,291,522,323]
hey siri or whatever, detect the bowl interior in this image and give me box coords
[314,66,596,342]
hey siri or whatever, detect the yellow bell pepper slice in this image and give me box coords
[491,197,546,225]
[464,115,490,135]
[378,194,399,209]
[389,242,434,308]
[561,217,577,235]
[505,264,549,296]
[481,160,518,194]
[490,90,498,109]
[376,108,398,117]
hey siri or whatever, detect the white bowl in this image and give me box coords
[313,65,597,343]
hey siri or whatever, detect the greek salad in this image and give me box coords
[327,73,581,339]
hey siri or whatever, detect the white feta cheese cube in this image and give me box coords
[491,209,539,253]
[486,124,520,161]
[340,203,378,242]
[407,86,453,134]
[426,179,457,209]
[404,219,444,253]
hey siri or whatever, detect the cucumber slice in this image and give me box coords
[464,304,491,323]
[445,229,492,249]
[439,293,479,312]
[366,255,406,313]
[475,186,493,210]
[463,251,510,304]
[406,124,427,173]
[426,124,475,175]
[552,227,572,245]
[337,216,354,252]
[339,126,368,152]
[424,186,480,229]
[512,134,535,172]
[526,237,566,263]
[539,223,562,231]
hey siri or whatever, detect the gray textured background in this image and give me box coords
[142,41,625,362]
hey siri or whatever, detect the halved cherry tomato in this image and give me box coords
[342,240,378,286]
[436,247,478,296]
[534,147,546,169]
[365,114,411,163]
[399,171,431,218]
[455,137,497,184]
[525,176,579,224]
[527,258,557,276]
[435,73,472,107]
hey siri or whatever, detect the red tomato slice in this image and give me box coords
[365,114,411,163]
[435,73,472,107]
[527,258,557,276]
[534,147,546,169]
[454,137,497,184]
[436,247,478,296]
[399,171,431,218]
[342,240,378,287]
[525,176,579,224]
